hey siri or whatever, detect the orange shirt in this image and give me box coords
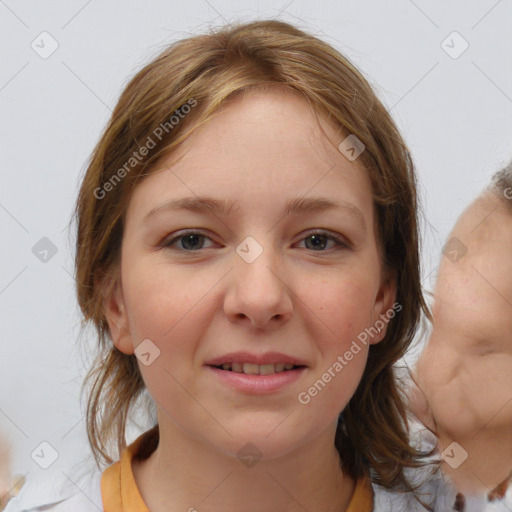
[101,429,374,512]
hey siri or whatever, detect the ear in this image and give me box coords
[102,274,135,355]
[369,268,398,345]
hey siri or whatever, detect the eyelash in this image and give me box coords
[161,229,349,252]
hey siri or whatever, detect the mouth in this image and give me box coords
[208,363,307,375]
[205,362,308,394]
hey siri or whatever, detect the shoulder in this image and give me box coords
[4,461,103,512]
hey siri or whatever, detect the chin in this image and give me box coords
[211,428,307,463]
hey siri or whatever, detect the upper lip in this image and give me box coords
[204,351,308,367]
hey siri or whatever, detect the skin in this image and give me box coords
[104,88,396,512]
[411,192,512,495]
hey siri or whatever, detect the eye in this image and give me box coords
[295,230,349,251]
[162,230,216,251]
[161,229,349,253]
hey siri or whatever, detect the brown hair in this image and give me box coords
[74,19,436,503]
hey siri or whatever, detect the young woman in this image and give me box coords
[5,19,459,511]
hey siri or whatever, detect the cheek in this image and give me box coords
[121,257,203,340]
[295,275,376,406]
[120,263,209,408]
[119,265,212,411]
[309,274,377,346]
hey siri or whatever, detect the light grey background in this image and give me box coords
[1,0,511,483]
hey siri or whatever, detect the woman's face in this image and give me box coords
[105,88,396,460]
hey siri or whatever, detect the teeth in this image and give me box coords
[232,362,244,372]
[243,363,259,375]
[216,362,300,374]
[259,364,275,375]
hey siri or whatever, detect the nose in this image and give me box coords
[223,244,293,329]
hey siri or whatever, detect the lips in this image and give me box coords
[204,351,308,368]
[204,351,309,381]
[206,364,307,394]
[212,362,304,375]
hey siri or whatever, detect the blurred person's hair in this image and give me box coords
[488,159,512,211]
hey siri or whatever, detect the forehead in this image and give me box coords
[455,193,512,256]
[126,88,375,227]
[435,194,512,315]
[179,87,352,171]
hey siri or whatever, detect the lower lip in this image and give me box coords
[205,366,307,394]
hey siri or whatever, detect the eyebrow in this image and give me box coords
[144,195,366,232]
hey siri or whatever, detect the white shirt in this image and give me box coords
[5,419,511,512]
[4,465,103,512]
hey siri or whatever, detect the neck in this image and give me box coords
[132,419,357,512]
